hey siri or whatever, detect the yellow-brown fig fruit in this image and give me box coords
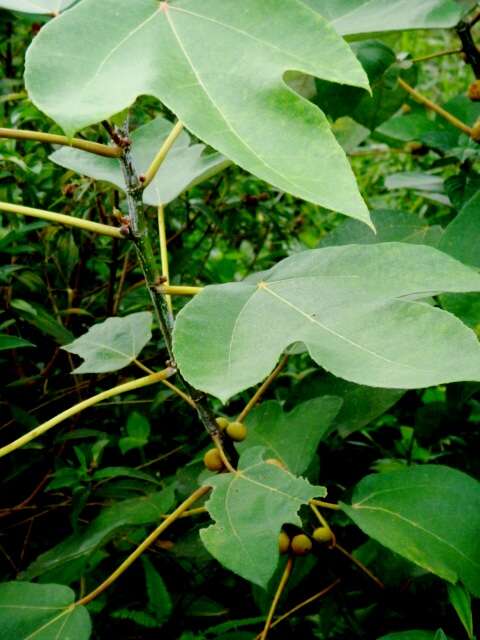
[203,448,224,472]
[471,117,480,142]
[468,80,480,101]
[313,527,333,544]
[215,417,230,431]
[226,421,248,442]
[278,531,290,554]
[291,534,312,556]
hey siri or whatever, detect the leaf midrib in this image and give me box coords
[164,7,320,197]
[353,503,480,570]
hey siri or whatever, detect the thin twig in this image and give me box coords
[212,434,237,473]
[133,359,196,408]
[259,557,294,640]
[237,355,289,423]
[0,127,121,158]
[141,121,184,188]
[254,579,341,638]
[0,201,124,239]
[412,48,462,63]
[0,370,175,458]
[334,543,384,589]
[157,204,173,315]
[456,20,480,78]
[157,284,203,296]
[309,499,341,511]
[398,78,473,136]
[75,485,210,606]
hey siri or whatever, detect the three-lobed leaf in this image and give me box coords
[173,243,480,403]
[63,312,152,374]
[342,465,480,596]
[200,447,326,587]
[0,582,91,640]
[236,398,342,474]
[50,117,229,207]
[25,0,371,224]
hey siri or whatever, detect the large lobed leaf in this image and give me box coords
[342,465,480,596]
[307,0,464,36]
[0,582,91,640]
[173,243,480,403]
[25,0,371,224]
[50,117,229,207]
[63,312,152,374]
[201,447,326,587]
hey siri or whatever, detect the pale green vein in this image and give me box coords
[353,504,480,569]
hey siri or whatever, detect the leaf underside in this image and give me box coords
[306,0,463,36]
[25,0,372,224]
[63,312,152,374]
[173,243,480,403]
[50,117,229,207]
[0,0,75,14]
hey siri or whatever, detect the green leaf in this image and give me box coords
[25,0,371,225]
[439,192,480,329]
[315,41,417,131]
[0,0,75,14]
[440,190,480,268]
[307,0,463,36]
[11,299,74,345]
[447,583,473,639]
[289,373,404,437]
[63,312,152,374]
[237,398,342,474]
[0,582,91,640]
[50,117,230,207]
[319,209,443,248]
[24,487,175,580]
[119,412,151,454]
[200,446,326,587]
[93,467,160,485]
[142,557,172,624]
[173,243,480,403]
[342,465,480,596]
[377,97,480,160]
[0,334,35,350]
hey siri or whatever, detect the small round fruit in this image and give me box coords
[203,448,224,472]
[291,534,312,556]
[226,421,248,442]
[278,531,290,554]
[313,527,333,544]
[215,417,230,431]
